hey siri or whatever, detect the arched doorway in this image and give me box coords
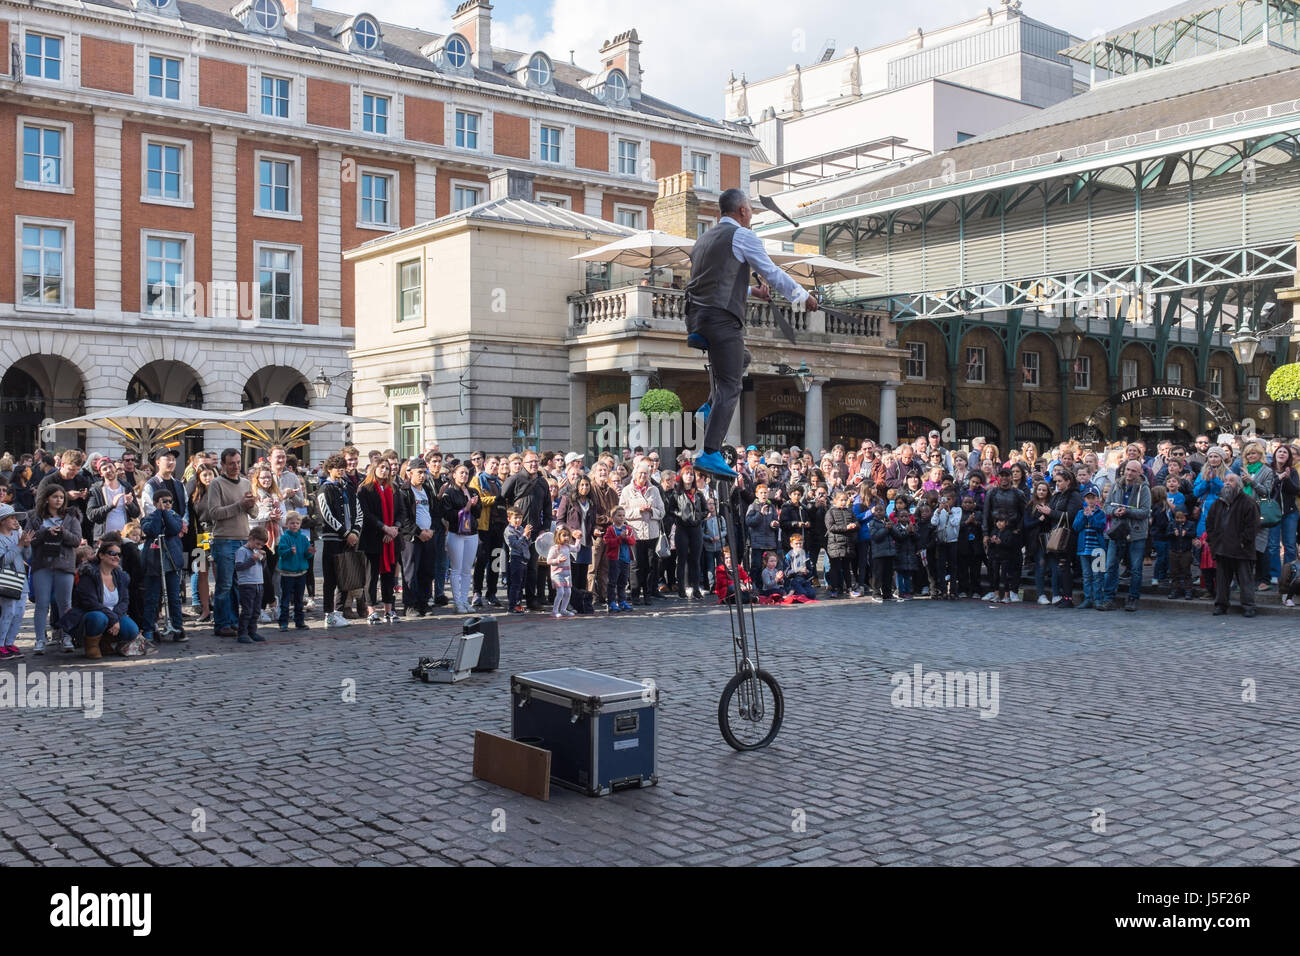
[1014,421,1054,454]
[242,366,314,465]
[898,417,939,444]
[755,411,803,449]
[2,355,86,453]
[128,360,205,461]
[958,419,1001,450]
[830,413,878,449]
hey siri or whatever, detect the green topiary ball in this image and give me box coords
[1266,363,1300,402]
[638,388,683,416]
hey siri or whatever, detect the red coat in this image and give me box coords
[714,563,751,601]
[604,524,637,561]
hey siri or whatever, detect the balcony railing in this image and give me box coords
[568,285,886,343]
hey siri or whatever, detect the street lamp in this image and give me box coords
[1053,316,1083,362]
[776,361,813,393]
[1229,301,1292,366]
[312,367,355,400]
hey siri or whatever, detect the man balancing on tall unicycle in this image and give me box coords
[685,188,815,751]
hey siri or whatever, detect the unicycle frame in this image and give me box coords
[715,465,767,723]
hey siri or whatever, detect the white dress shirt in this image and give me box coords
[719,216,810,307]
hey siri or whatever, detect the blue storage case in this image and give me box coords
[511,668,658,796]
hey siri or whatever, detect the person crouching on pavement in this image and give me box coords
[784,534,817,600]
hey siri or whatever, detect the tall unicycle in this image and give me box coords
[713,444,784,751]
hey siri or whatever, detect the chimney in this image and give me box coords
[599,29,642,101]
[652,172,699,239]
[488,168,535,202]
[282,0,313,32]
[452,0,493,70]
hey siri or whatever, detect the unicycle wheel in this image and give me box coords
[717,668,784,752]
[720,445,739,467]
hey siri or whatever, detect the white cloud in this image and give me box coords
[319,0,1181,118]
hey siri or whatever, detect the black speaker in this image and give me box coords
[464,616,499,672]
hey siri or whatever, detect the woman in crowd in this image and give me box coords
[249,464,285,621]
[1046,468,1083,608]
[440,462,481,615]
[9,462,36,513]
[59,539,139,659]
[555,475,597,609]
[23,483,82,655]
[1239,442,1276,591]
[358,459,401,624]
[671,465,708,600]
[186,463,216,623]
[980,443,1002,472]
[1269,443,1299,580]
[618,462,665,605]
[1023,479,1056,604]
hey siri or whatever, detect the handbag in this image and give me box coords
[656,534,671,559]
[1258,495,1283,529]
[1105,517,1130,542]
[0,566,25,600]
[1045,515,1071,553]
[457,507,474,537]
[335,547,369,593]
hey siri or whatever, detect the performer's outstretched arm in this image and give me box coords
[731,228,812,308]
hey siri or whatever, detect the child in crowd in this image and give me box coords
[825,490,859,599]
[893,509,919,599]
[0,504,32,658]
[548,527,576,618]
[1072,488,1109,609]
[234,526,269,643]
[987,510,1022,603]
[850,490,874,598]
[931,493,961,599]
[745,483,781,585]
[505,508,532,614]
[915,502,937,597]
[603,507,635,613]
[869,501,901,604]
[702,499,724,592]
[1168,509,1197,600]
[714,545,754,604]
[1163,474,1186,515]
[955,495,984,598]
[119,522,147,625]
[140,489,186,644]
[1149,485,1172,587]
[276,510,313,630]
[784,534,817,600]
[759,552,785,600]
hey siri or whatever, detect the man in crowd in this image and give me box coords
[38,450,94,507]
[399,457,439,617]
[502,450,552,610]
[1098,459,1151,613]
[1207,473,1260,617]
[469,452,506,608]
[589,456,620,609]
[423,449,449,605]
[208,448,258,637]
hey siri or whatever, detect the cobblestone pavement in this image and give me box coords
[2,597,1297,866]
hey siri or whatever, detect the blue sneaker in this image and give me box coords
[619,601,634,612]
[686,332,709,350]
[696,402,711,427]
[694,450,734,478]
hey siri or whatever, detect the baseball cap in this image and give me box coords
[151,448,177,463]
[745,445,758,451]
[929,430,940,438]
[1083,488,1099,498]
[0,504,15,521]
[564,452,584,466]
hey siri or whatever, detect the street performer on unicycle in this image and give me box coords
[684,189,816,751]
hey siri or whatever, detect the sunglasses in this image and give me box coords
[105,551,122,557]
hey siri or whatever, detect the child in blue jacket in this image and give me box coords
[1072,488,1108,609]
[276,510,313,630]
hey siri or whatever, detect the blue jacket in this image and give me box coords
[1192,473,1223,537]
[1072,505,1108,557]
[745,500,781,550]
[851,498,875,542]
[277,528,312,576]
[140,507,184,576]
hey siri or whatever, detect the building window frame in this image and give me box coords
[617,139,639,176]
[24,31,64,83]
[253,150,302,220]
[15,116,74,193]
[397,258,423,327]
[252,241,302,325]
[140,133,193,207]
[1247,375,1261,402]
[1165,363,1183,387]
[356,166,399,230]
[15,216,74,313]
[147,53,184,102]
[1021,350,1040,388]
[454,110,480,150]
[1121,357,1138,392]
[535,192,571,209]
[1072,355,1092,391]
[965,345,986,384]
[1208,365,1223,399]
[696,216,716,238]
[141,229,195,319]
[512,397,541,453]
[613,204,644,229]
[539,124,563,164]
[394,403,422,460]
[906,341,927,380]
[449,178,484,212]
[691,151,711,191]
[361,92,390,135]
[260,73,292,120]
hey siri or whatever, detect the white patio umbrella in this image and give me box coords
[218,403,385,451]
[782,254,882,287]
[53,400,233,461]
[570,230,697,273]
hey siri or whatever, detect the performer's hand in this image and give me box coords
[751,282,771,301]
[805,293,819,312]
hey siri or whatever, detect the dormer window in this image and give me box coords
[605,69,628,103]
[529,54,550,87]
[354,16,379,50]
[134,0,179,14]
[445,35,469,69]
[333,13,383,54]
[233,0,286,37]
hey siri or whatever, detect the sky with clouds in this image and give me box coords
[330,0,1176,117]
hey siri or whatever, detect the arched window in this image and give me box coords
[755,412,803,449]
[957,419,1001,449]
[529,54,551,87]
[253,0,281,32]
[1014,421,1054,454]
[353,16,379,50]
[606,69,628,102]
[445,35,469,68]
[898,417,939,442]
[830,413,878,447]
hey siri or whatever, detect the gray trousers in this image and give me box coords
[699,306,746,452]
